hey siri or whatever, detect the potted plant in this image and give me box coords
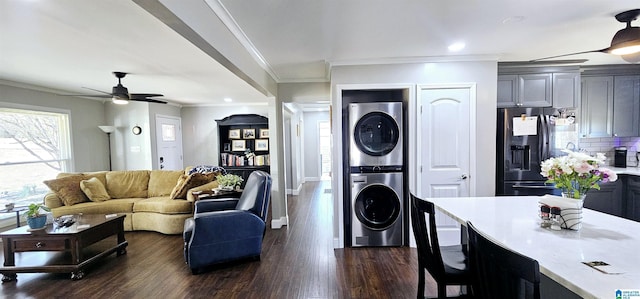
[25,203,51,229]
[216,174,244,191]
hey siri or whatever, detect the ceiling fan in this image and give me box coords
[61,72,166,104]
[531,9,640,62]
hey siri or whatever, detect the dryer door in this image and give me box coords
[353,183,401,230]
[353,112,400,156]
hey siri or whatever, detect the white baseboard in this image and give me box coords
[286,183,303,195]
[271,216,289,229]
[333,237,343,249]
[293,183,302,195]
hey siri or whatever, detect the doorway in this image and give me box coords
[155,115,183,170]
[416,84,476,245]
[319,121,332,180]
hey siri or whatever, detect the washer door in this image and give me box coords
[353,112,400,157]
[354,184,401,230]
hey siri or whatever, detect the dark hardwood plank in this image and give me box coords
[0,181,458,298]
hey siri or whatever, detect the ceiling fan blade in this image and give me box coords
[530,48,609,62]
[82,86,113,95]
[130,98,167,104]
[130,93,163,99]
[56,93,112,98]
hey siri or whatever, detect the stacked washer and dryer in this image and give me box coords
[348,102,405,247]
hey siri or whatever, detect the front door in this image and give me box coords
[155,115,183,170]
[417,84,474,245]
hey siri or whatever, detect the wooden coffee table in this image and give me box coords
[0,214,128,281]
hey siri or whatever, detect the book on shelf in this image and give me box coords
[221,153,268,167]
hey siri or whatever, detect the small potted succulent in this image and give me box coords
[216,174,244,191]
[25,203,51,229]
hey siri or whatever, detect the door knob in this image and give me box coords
[460,174,468,180]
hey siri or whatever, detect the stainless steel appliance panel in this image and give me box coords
[349,102,403,167]
[496,107,578,196]
[350,172,403,247]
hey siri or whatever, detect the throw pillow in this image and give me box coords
[80,177,111,202]
[43,175,89,206]
[170,172,215,199]
[188,165,227,176]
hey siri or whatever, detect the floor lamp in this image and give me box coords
[98,126,116,171]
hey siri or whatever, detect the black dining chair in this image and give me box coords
[410,193,472,299]
[466,221,540,299]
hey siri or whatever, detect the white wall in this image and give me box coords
[283,109,293,192]
[330,61,498,248]
[105,101,154,170]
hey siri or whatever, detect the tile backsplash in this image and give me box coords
[579,137,640,167]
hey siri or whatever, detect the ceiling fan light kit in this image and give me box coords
[112,95,129,105]
[608,14,640,55]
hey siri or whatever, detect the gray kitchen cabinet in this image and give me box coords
[519,73,552,107]
[612,75,640,137]
[584,180,623,217]
[626,175,640,222]
[580,76,613,138]
[498,72,579,108]
[497,75,517,107]
[552,72,581,108]
[497,74,552,107]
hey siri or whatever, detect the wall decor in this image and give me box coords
[243,128,256,139]
[231,140,246,151]
[228,129,241,139]
[132,125,142,135]
[223,143,230,152]
[256,139,269,151]
[259,129,269,138]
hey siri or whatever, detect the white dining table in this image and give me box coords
[428,196,640,299]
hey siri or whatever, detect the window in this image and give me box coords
[0,105,72,225]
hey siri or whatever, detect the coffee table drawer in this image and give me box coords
[13,239,67,251]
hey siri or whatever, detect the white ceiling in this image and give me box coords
[1,0,639,106]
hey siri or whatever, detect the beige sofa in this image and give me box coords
[43,169,220,234]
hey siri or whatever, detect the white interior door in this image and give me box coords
[155,115,183,170]
[417,85,474,245]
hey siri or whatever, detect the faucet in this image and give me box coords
[566,142,576,151]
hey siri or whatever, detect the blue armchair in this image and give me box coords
[183,170,272,274]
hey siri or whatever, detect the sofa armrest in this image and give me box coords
[44,192,64,209]
[194,198,239,213]
[186,181,220,202]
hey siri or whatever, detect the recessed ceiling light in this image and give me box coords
[224,98,232,102]
[448,42,466,52]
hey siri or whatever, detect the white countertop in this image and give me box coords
[429,196,640,299]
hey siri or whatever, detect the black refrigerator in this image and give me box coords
[496,107,578,196]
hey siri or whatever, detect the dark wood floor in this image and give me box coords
[0,181,455,298]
